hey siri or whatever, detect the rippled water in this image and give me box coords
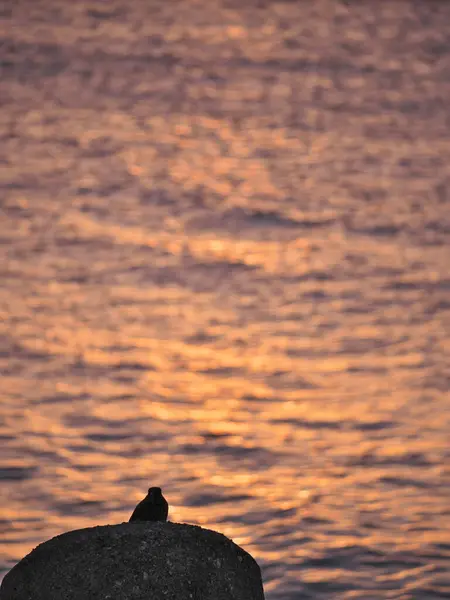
[1,1,450,598]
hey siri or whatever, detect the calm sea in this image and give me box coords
[1,1,449,598]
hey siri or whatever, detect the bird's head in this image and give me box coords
[148,486,162,497]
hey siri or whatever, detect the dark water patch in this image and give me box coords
[344,252,369,268]
[426,220,450,235]
[67,442,99,454]
[387,280,426,291]
[0,202,33,218]
[80,47,181,70]
[353,420,396,432]
[0,39,69,80]
[25,449,70,466]
[75,182,128,197]
[241,509,279,527]
[240,208,334,230]
[414,587,450,599]
[76,201,113,218]
[285,347,329,359]
[0,175,48,191]
[187,206,335,233]
[32,392,88,406]
[417,548,450,562]
[301,290,328,301]
[0,519,11,533]
[200,431,232,441]
[372,265,406,278]
[265,311,308,325]
[180,440,279,469]
[300,555,345,569]
[214,445,279,470]
[303,545,386,570]
[185,492,253,507]
[65,413,153,434]
[52,499,105,516]
[189,258,257,273]
[52,232,116,250]
[72,464,101,473]
[0,341,51,361]
[112,360,156,372]
[111,394,136,402]
[238,208,300,229]
[84,432,134,442]
[267,373,318,390]
[433,542,450,553]
[386,278,450,292]
[275,418,342,430]
[301,516,333,526]
[272,507,298,519]
[349,451,432,468]
[70,360,131,379]
[302,577,357,595]
[346,364,388,373]
[110,374,138,384]
[102,344,139,354]
[185,331,220,344]
[241,393,273,403]
[85,7,127,20]
[339,336,401,354]
[379,475,430,489]
[102,263,185,288]
[139,187,177,207]
[281,270,335,283]
[65,414,113,429]
[62,273,91,284]
[226,53,378,77]
[366,551,431,573]
[0,466,38,481]
[0,539,24,546]
[2,36,180,87]
[341,304,383,316]
[198,366,244,376]
[346,223,403,237]
[425,300,450,315]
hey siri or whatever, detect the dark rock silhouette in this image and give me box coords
[0,522,265,600]
[129,486,169,522]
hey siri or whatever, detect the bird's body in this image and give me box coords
[129,487,168,522]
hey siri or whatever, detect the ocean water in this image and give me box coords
[1,1,450,598]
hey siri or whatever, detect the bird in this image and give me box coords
[129,487,169,522]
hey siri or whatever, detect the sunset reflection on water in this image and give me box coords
[1,1,450,598]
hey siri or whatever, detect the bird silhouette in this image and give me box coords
[129,487,169,522]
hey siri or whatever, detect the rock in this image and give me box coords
[0,522,265,600]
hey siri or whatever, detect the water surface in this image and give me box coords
[1,1,450,598]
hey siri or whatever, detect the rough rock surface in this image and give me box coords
[0,522,264,600]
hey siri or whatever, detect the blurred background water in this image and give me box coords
[1,0,450,598]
